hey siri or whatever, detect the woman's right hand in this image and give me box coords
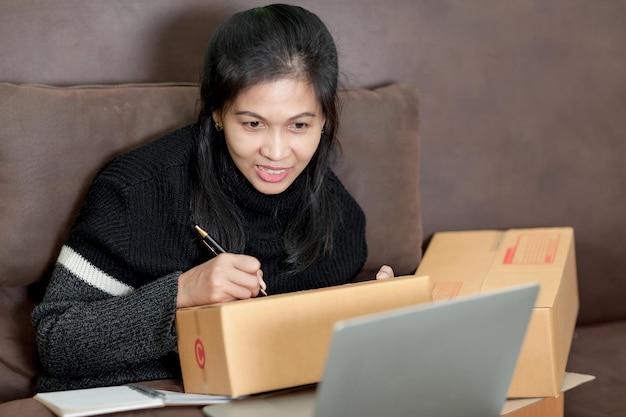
[176,254,266,308]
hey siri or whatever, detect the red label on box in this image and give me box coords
[503,233,560,265]
[194,338,206,369]
[432,281,463,300]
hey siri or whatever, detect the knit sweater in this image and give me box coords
[32,125,367,392]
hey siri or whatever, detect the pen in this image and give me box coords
[194,224,268,296]
[127,383,167,399]
[194,225,226,256]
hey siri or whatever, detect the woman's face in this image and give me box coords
[213,78,325,195]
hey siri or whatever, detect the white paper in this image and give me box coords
[34,385,233,417]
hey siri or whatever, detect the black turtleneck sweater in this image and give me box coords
[32,125,367,392]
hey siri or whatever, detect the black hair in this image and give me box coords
[190,4,341,272]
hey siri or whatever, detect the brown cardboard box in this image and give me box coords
[176,275,432,396]
[416,227,578,398]
[502,372,594,417]
[503,394,564,417]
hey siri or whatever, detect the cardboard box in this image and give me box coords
[416,227,579,398]
[502,372,594,417]
[503,394,563,417]
[176,275,432,396]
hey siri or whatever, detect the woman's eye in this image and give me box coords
[291,122,309,131]
[244,121,263,129]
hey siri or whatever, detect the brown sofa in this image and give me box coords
[1,1,625,416]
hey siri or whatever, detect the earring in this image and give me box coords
[215,122,223,131]
[321,126,325,134]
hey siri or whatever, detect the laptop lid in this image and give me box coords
[204,283,539,417]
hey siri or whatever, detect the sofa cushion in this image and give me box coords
[334,84,422,278]
[0,83,202,287]
[0,82,421,401]
[0,287,38,403]
[566,321,626,417]
[0,82,200,402]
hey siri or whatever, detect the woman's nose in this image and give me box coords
[260,130,290,160]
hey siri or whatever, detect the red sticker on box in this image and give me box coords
[503,233,560,265]
[194,338,206,369]
[432,281,463,300]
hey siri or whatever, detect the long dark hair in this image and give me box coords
[191,4,342,272]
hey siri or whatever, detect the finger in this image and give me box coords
[257,270,268,296]
[196,256,258,301]
[221,281,256,300]
[376,265,394,280]
[228,253,262,274]
[222,267,260,294]
[226,254,265,296]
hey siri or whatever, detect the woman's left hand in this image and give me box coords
[376,264,394,279]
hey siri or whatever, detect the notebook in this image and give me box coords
[34,384,232,417]
[203,282,539,417]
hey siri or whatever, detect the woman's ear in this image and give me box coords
[212,110,222,125]
[212,111,224,131]
[321,118,327,134]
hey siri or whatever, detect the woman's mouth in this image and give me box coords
[256,165,291,183]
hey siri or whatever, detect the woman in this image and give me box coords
[32,4,393,392]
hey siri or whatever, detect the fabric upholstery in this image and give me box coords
[0,82,421,403]
[0,83,201,288]
[0,287,38,403]
[0,82,200,402]
[335,85,422,279]
[565,321,626,416]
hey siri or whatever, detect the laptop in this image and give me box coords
[203,283,539,417]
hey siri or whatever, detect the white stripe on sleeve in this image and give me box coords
[57,245,134,296]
